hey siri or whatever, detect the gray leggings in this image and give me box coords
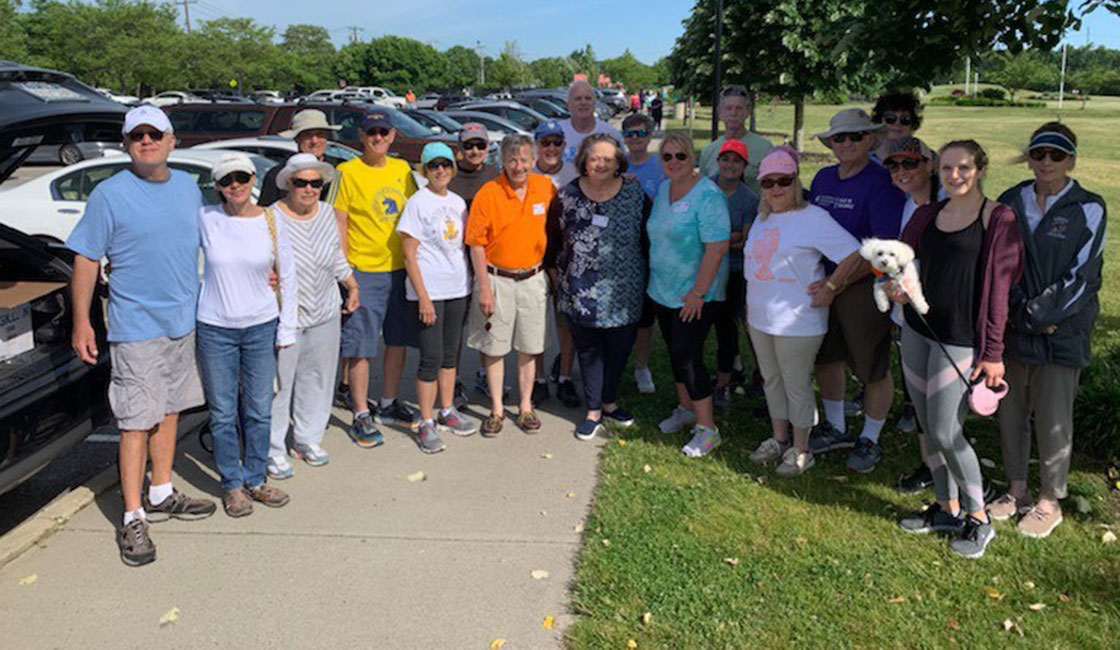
[900,324,986,514]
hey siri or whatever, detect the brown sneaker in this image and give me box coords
[247,483,290,508]
[517,410,542,433]
[989,493,1032,521]
[223,488,253,518]
[116,518,156,567]
[144,488,217,522]
[480,413,504,438]
[1018,505,1063,538]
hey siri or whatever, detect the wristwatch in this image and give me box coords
[825,280,839,292]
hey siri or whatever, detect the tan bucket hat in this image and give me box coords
[815,108,883,147]
[279,109,341,139]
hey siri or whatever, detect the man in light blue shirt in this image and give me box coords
[68,105,216,567]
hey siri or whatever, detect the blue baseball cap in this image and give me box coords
[421,142,455,166]
[534,120,564,141]
[361,110,393,133]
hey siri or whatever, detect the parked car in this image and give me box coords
[188,89,253,104]
[163,103,281,147]
[143,90,205,106]
[598,87,628,111]
[403,109,461,136]
[251,90,284,104]
[414,92,440,109]
[509,95,569,119]
[303,89,346,102]
[0,150,274,243]
[446,101,548,132]
[347,86,408,108]
[94,88,140,105]
[191,135,360,167]
[442,110,531,138]
[435,93,474,111]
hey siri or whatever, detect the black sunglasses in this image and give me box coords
[884,158,922,172]
[462,140,487,151]
[759,176,796,189]
[538,137,564,148]
[831,133,865,144]
[882,113,913,126]
[1028,148,1069,163]
[365,127,391,137]
[623,129,649,138]
[291,178,324,188]
[217,171,252,187]
[425,159,453,170]
[661,152,688,162]
[127,129,165,143]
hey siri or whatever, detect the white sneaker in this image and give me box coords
[634,367,656,394]
[266,455,293,479]
[658,405,696,434]
[681,425,721,457]
[749,437,790,463]
[775,447,815,477]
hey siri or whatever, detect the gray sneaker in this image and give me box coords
[416,421,445,454]
[437,408,478,437]
[845,438,883,473]
[144,488,217,522]
[658,405,697,434]
[898,503,965,535]
[809,421,855,454]
[950,516,995,559]
[116,518,156,567]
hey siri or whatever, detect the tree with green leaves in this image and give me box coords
[600,49,656,89]
[529,56,575,88]
[279,24,336,93]
[489,41,529,90]
[569,44,598,80]
[352,36,448,92]
[189,17,282,90]
[0,0,29,62]
[444,45,482,90]
[991,51,1059,99]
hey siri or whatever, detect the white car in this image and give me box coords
[94,88,140,105]
[304,89,345,102]
[191,135,361,167]
[348,86,408,108]
[143,90,204,106]
[0,150,275,243]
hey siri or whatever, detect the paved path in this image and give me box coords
[0,349,604,649]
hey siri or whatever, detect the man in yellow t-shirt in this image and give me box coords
[333,109,420,448]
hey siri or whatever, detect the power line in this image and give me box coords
[345,25,365,44]
[178,0,196,34]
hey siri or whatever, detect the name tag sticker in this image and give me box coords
[532,203,546,215]
[592,214,610,228]
[672,201,690,213]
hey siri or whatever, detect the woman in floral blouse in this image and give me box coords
[546,133,652,441]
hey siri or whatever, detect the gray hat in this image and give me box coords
[815,108,883,147]
[279,109,341,139]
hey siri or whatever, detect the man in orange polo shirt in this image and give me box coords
[466,134,556,436]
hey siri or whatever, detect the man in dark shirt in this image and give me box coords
[448,123,499,208]
[259,109,341,206]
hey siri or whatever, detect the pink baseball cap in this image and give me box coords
[757,145,799,180]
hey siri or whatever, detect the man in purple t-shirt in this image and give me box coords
[807,108,906,474]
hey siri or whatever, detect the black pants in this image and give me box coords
[413,296,469,382]
[655,302,717,401]
[568,321,638,410]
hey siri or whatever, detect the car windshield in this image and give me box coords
[325,142,359,162]
[384,109,436,139]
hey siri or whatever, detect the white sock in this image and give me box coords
[148,482,173,506]
[354,409,370,418]
[559,375,572,384]
[477,368,486,378]
[536,378,548,385]
[860,416,885,444]
[379,396,395,410]
[439,407,454,417]
[421,418,435,427]
[123,508,146,526]
[732,355,744,372]
[823,399,846,433]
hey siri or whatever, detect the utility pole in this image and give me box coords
[964,57,970,95]
[1059,42,1068,110]
[345,26,364,44]
[475,40,486,87]
[180,0,196,34]
[711,0,723,141]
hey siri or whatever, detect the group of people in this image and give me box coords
[67,79,1105,567]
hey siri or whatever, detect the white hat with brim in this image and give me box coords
[276,152,335,190]
[212,152,256,182]
[815,108,884,147]
[279,109,342,139]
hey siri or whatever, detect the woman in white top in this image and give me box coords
[397,143,478,454]
[743,147,864,477]
[267,154,359,479]
[196,153,297,517]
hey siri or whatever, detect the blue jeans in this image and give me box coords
[197,319,277,491]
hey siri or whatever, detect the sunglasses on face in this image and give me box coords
[884,158,922,172]
[462,140,487,151]
[217,171,252,187]
[127,129,165,142]
[365,127,391,137]
[1029,147,1069,163]
[662,152,689,162]
[539,137,564,148]
[291,177,324,188]
[623,129,649,138]
[882,113,913,126]
[831,133,865,144]
[760,176,796,189]
[425,159,453,170]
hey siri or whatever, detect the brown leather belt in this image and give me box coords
[487,264,542,281]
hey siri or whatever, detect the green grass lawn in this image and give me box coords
[567,100,1120,648]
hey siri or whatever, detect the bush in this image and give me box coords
[978,87,1007,100]
[1075,342,1120,460]
[952,96,1045,107]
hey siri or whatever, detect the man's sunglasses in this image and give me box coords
[365,127,391,137]
[760,176,796,189]
[291,178,324,188]
[882,113,913,126]
[462,140,488,151]
[661,152,689,162]
[830,133,865,144]
[1028,147,1069,163]
[623,129,649,138]
[127,129,165,142]
[884,158,922,172]
[217,171,253,187]
[538,137,564,148]
[425,159,453,170]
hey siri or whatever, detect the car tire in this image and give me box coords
[59,144,83,166]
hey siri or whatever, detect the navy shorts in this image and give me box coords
[341,269,419,358]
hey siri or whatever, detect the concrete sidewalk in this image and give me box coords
[0,351,605,649]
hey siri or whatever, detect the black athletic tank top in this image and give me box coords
[906,200,985,346]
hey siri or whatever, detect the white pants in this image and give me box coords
[270,317,341,456]
[748,326,825,430]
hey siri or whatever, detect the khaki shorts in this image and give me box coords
[816,275,893,384]
[109,332,205,432]
[467,270,548,357]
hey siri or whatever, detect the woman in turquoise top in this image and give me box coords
[647,132,731,458]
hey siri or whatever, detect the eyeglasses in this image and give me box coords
[127,129,165,142]
[884,158,922,172]
[461,140,487,151]
[881,113,913,126]
[538,137,564,148]
[661,152,689,162]
[830,133,865,144]
[1028,147,1069,163]
[425,159,453,170]
[217,171,252,187]
[759,176,796,189]
[623,129,649,138]
[365,127,391,137]
[291,177,324,188]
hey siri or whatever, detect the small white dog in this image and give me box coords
[859,238,930,315]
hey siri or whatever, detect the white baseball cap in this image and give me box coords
[122,105,173,136]
[212,153,256,182]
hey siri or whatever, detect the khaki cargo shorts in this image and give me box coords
[108,331,204,431]
[467,270,547,357]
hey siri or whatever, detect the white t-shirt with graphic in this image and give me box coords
[395,187,471,301]
[744,204,860,337]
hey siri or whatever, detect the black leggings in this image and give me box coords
[568,321,638,410]
[655,302,717,401]
[414,296,469,382]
